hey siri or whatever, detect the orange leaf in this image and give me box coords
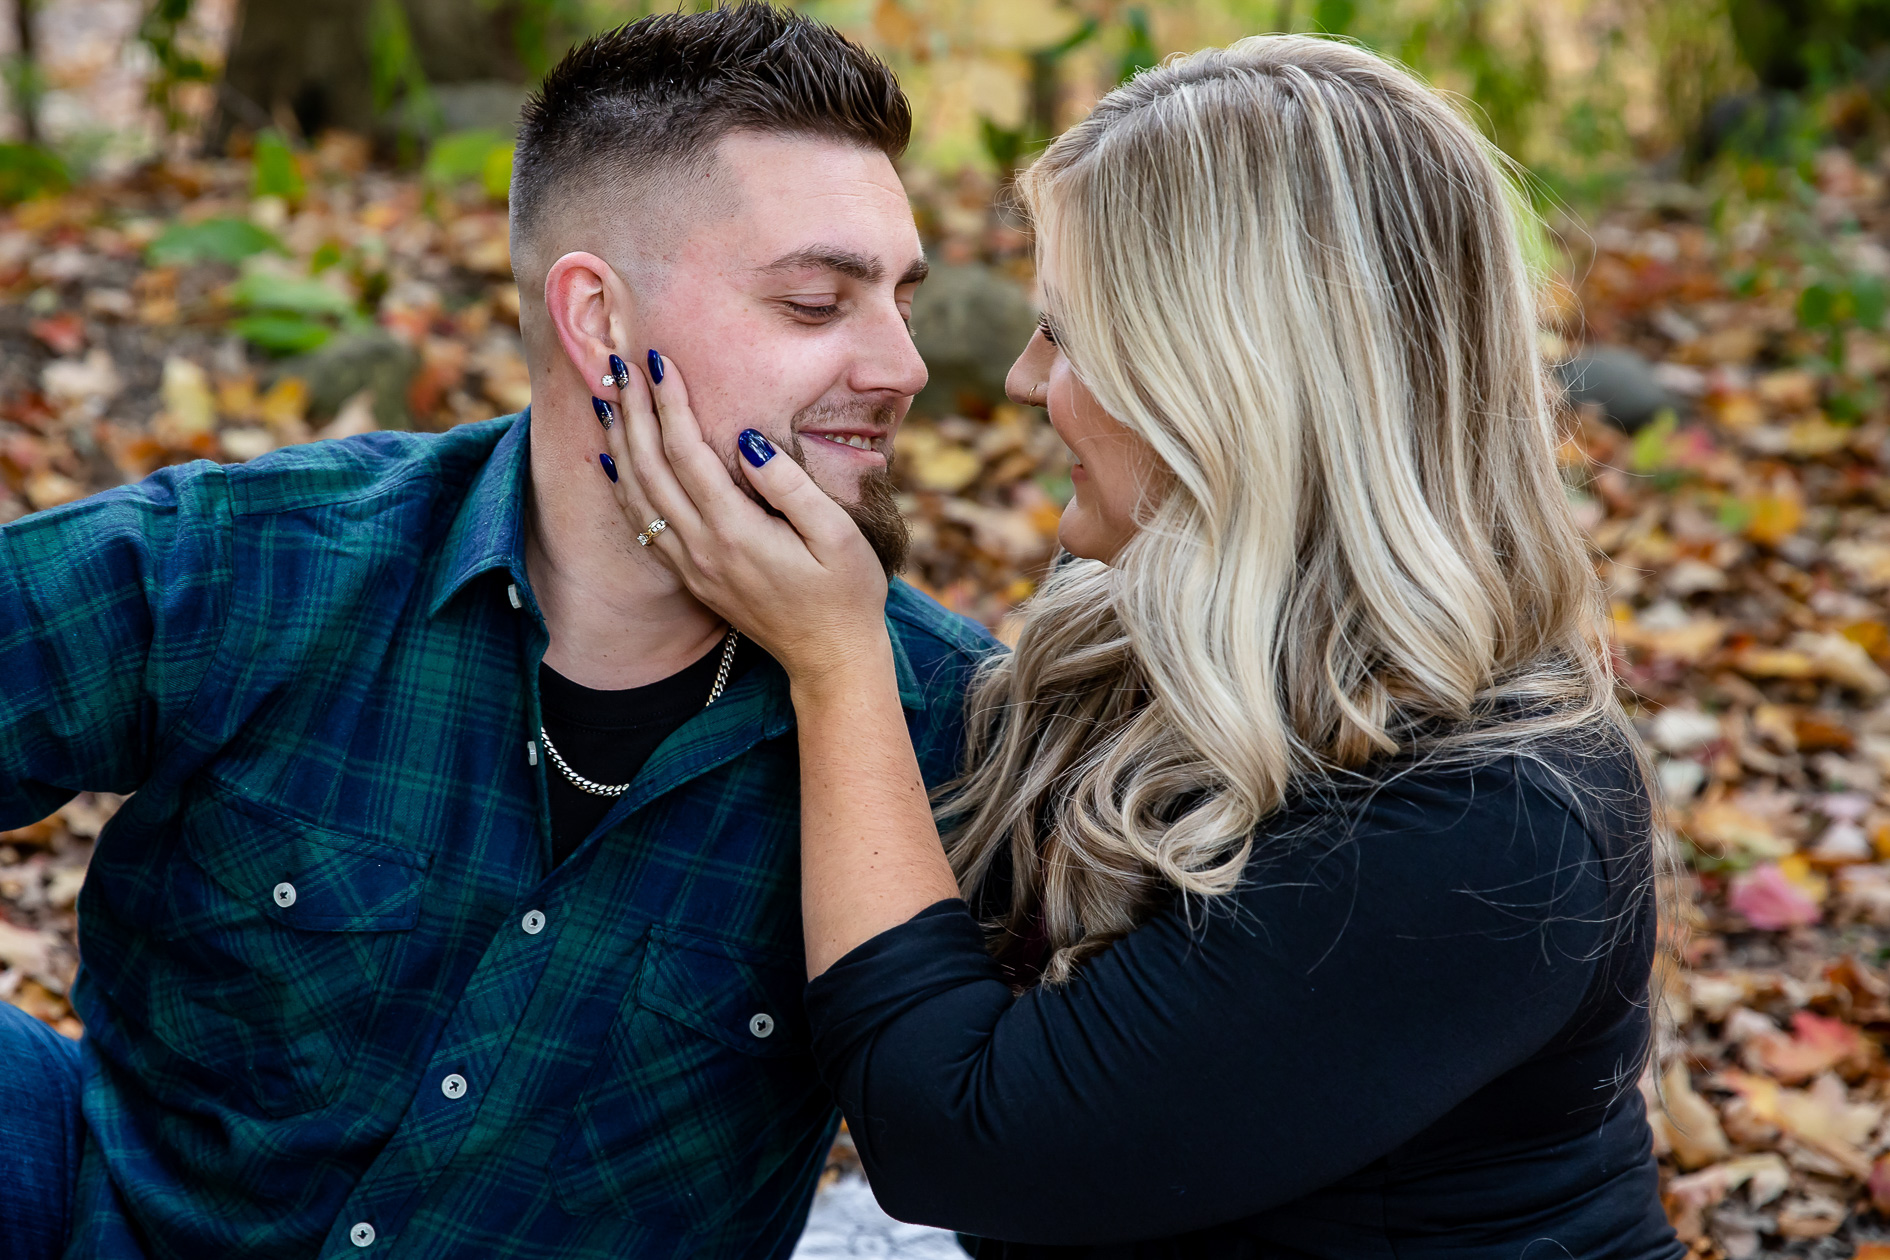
[1744,480,1805,547]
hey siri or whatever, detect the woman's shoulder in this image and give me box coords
[1250,727,1654,902]
[1159,727,1656,1046]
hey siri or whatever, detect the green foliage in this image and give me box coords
[1798,275,1888,336]
[146,217,286,266]
[1729,0,1890,89]
[0,143,68,204]
[508,0,593,80]
[229,272,357,319]
[425,129,515,201]
[1311,0,1356,35]
[1717,494,1756,534]
[138,0,213,134]
[979,117,1027,171]
[1538,97,1635,208]
[1118,8,1159,83]
[1228,0,1738,207]
[227,271,364,356]
[2,20,43,146]
[369,0,443,140]
[309,240,345,275]
[1391,1,1549,155]
[251,131,306,203]
[1714,93,1823,170]
[229,314,335,355]
[1798,272,1887,413]
[1629,411,1683,476]
[979,18,1097,172]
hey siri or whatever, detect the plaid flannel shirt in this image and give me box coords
[0,412,997,1260]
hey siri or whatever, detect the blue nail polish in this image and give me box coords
[599,453,618,483]
[738,429,776,467]
[591,397,615,429]
[646,349,664,384]
[608,354,630,387]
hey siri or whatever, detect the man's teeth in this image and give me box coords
[819,434,876,450]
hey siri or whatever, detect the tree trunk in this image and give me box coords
[13,0,38,144]
[211,0,534,150]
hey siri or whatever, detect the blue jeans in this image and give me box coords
[0,999,83,1260]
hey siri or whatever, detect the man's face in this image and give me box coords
[629,132,927,564]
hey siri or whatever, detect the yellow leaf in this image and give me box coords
[1777,853,1830,904]
[1711,391,1765,429]
[1787,416,1851,457]
[1734,647,1816,681]
[1744,486,1804,547]
[215,375,258,421]
[1686,800,1793,861]
[873,0,923,51]
[1653,1062,1730,1170]
[1791,630,1890,696]
[900,426,982,493]
[257,376,309,431]
[23,470,83,511]
[1757,369,1819,412]
[159,356,214,435]
[1722,1070,1879,1178]
[1612,606,1726,663]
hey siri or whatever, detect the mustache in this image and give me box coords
[791,400,900,438]
[717,408,910,577]
[715,399,901,492]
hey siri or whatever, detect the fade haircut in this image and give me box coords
[510,3,910,253]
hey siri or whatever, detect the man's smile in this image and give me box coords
[797,424,892,465]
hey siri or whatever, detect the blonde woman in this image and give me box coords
[600,35,1682,1259]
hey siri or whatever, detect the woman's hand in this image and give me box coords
[601,352,957,974]
[598,351,892,689]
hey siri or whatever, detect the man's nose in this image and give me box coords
[852,303,928,399]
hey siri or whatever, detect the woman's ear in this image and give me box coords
[544,251,634,387]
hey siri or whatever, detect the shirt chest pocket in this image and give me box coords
[551,926,830,1234]
[147,783,428,1118]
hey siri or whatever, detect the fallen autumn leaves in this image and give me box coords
[14,140,1890,1253]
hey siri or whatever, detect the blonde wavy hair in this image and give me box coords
[940,35,1646,984]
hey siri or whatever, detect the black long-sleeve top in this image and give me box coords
[803,742,1686,1258]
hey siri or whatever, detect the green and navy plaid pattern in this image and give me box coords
[0,413,997,1260]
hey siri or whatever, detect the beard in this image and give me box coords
[722,403,911,577]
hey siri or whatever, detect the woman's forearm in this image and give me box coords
[791,634,962,977]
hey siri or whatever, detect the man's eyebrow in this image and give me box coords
[757,247,930,287]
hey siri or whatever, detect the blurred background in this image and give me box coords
[13,0,1890,1252]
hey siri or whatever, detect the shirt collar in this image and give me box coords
[885,602,924,710]
[426,409,925,710]
[426,411,532,619]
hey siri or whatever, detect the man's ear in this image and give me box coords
[544,251,634,387]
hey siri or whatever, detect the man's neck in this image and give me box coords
[524,396,729,691]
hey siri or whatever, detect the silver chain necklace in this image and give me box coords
[539,629,739,798]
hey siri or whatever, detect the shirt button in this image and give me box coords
[749,1013,775,1039]
[272,882,296,908]
[506,582,522,609]
[521,909,546,935]
[441,1073,468,1100]
[350,1222,375,1247]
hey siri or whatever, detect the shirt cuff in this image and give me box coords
[803,898,1006,1077]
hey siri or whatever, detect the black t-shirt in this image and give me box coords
[539,633,763,864]
[803,739,1682,1259]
